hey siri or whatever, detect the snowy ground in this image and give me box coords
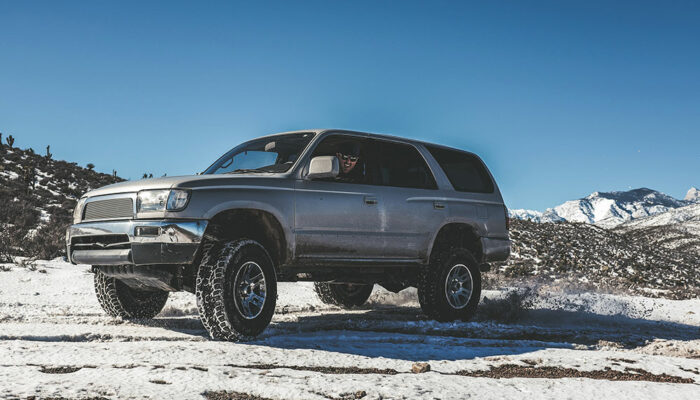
[0,260,698,399]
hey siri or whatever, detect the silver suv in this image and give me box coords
[67,129,510,340]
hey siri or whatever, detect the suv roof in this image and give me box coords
[270,129,479,157]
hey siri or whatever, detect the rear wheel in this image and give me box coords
[94,270,169,319]
[418,248,481,321]
[197,239,277,341]
[314,282,374,308]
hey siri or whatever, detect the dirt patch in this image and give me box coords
[39,366,82,374]
[112,364,139,369]
[25,397,109,400]
[313,390,368,400]
[227,364,399,375]
[608,357,637,364]
[679,366,700,375]
[204,392,273,400]
[457,364,695,383]
[338,391,367,400]
[174,365,207,371]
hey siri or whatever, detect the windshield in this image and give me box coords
[203,132,315,175]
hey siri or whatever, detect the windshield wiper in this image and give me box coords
[224,164,290,174]
[225,168,267,174]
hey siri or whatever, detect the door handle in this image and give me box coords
[433,201,445,209]
[364,196,378,205]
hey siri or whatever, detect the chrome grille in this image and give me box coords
[71,234,131,250]
[83,198,133,221]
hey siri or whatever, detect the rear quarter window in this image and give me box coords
[426,146,494,193]
[375,141,437,190]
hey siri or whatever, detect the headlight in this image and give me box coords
[73,197,87,223]
[167,189,190,211]
[137,189,190,212]
[137,190,169,212]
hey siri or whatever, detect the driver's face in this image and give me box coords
[336,152,358,174]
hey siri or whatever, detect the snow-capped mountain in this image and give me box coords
[685,187,700,202]
[511,188,695,228]
[553,188,686,228]
[508,209,563,224]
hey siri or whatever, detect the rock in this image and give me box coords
[411,362,430,373]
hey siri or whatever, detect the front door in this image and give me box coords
[293,134,384,262]
[294,179,383,261]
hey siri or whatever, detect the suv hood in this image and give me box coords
[84,173,289,198]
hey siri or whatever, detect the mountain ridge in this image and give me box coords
[511,187,698,228]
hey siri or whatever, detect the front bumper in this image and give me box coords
[66,219,208,266]
[480,237,511,262]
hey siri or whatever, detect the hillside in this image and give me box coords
[498,219,700,299]
[0,142,122,260]
[614,203,700,257]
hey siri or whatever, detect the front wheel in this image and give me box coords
[94,270,169,319]
[198,239,277,341]
[417,248,481,322]
[314,282,373,308]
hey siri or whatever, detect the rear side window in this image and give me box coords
[375,141,437,190]
[427,146,494,193]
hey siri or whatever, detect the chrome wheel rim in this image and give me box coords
[233,261,266,319]
[444,264,473,309]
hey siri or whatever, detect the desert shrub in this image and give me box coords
[0,145,123,260]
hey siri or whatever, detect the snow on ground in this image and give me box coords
[0,260,699,399]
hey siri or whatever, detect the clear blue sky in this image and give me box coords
[1,0,698,210]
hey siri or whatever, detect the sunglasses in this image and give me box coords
[339,154,359,162]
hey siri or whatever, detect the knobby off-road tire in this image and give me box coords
[195,239,224,338]
[197,239,277,341]
[94,270,169,319]
[418,247,481,322]
[313,282,373,308]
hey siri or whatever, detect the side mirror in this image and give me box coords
[306,156,339,180]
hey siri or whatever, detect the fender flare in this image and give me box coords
[426,218,485,261]
[203,200,294,263]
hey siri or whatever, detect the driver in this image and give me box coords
[335,141,364,183]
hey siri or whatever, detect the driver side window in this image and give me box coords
[310,135,374,184]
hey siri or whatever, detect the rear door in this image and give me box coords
[372,139,445,260]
